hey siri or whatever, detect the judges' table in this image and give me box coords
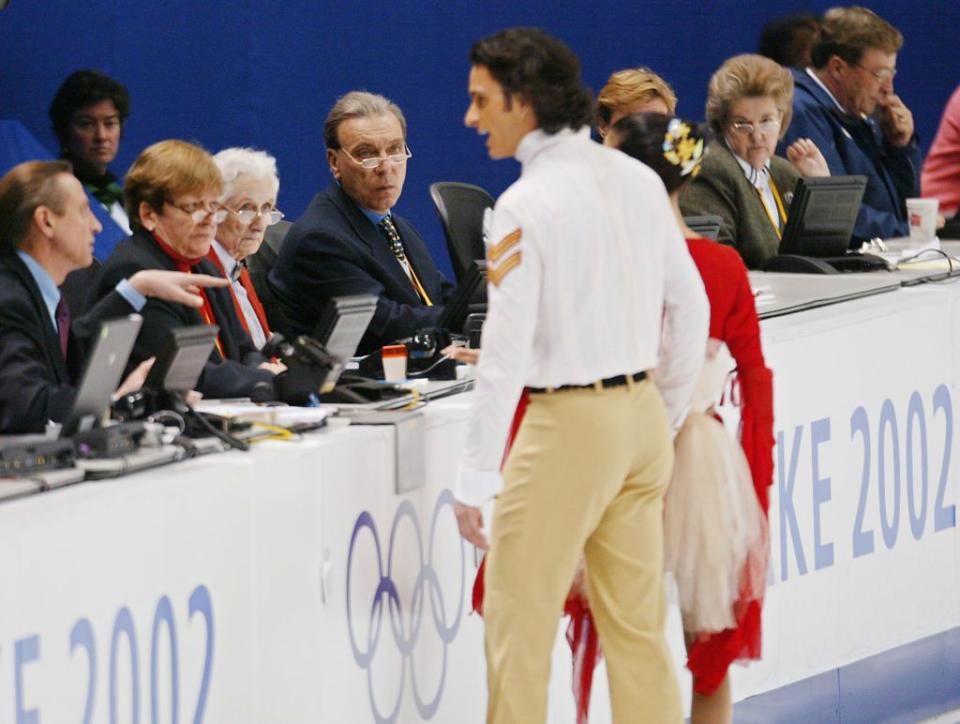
[0,272,958,723]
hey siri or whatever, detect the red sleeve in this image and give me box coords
[716,245,765,371]
[686,238,774,504]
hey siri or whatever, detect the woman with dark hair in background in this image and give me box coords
[607,112,774,724]
[49,69,132,234]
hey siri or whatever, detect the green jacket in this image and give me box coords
[680,142,799,269]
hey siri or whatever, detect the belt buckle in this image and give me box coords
[593,379,604,392]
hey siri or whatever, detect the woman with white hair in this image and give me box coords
[208,147,284,349]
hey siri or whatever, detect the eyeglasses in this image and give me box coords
[166,199,228,223]
[340,144,412,169]
[857,64,897,83]
[729,119,781,136]
[225,204,285,226]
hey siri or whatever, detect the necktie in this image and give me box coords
[229,257,246,283]
[378,216,433,306]
[55,297,70,359]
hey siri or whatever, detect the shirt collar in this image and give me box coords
[16,249,61,328]
[729,148,771,190]
[805,67,848,114]
[212,240,238,275]
[515,126,589,167]
[360,206,390,226]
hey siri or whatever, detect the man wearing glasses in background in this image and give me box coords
[269,91,455,354]
[781,6,919,242]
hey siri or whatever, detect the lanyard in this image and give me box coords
[753,176,788,240]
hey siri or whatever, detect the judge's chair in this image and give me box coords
[429,182,495,283]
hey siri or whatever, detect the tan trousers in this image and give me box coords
[484,378,682,723]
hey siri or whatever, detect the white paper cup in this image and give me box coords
[907,198,939,243]
[381,344,407,382]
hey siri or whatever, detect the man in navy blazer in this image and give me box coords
[0,160,227,433]
[269,91,455,354]
[780,7,919,243]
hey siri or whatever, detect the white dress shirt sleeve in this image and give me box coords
[456,201,542,506]
[654,218,710,431]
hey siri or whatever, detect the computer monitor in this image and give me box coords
[61,314,143,437]
[778,175,867,257]
[143,325,219,394]
[312,294,379,362]
[439,259,487,334]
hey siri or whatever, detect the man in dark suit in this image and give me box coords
[779,6,919,242]
[0,160,228,433]
[269,91,456,354]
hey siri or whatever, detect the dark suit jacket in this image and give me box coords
[780,68,919,242]
[268,182,456,354]
[681,143,800,269]
[0,253,132,433]
[96,228,275,400]
[246,219,292,337]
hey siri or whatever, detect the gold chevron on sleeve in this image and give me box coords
[488,228,522,263]
[488,250,522,287]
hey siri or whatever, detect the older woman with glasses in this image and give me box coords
[207,148,283,350]
[680,54,829,269]
[96,139,283,399]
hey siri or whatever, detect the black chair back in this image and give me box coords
[429,182,495,282]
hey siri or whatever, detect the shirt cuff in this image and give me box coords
[115,278,147,311]
[455,466,503,507]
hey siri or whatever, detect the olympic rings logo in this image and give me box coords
[346,489,466,723]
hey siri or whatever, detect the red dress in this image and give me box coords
[684,237,774,695]
[472,237,774,715]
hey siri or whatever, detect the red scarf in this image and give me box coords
[151,232,224,359]
[205,248,271,339]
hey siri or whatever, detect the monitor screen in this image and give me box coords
[312,294,378,361]
[62,314,142,437]
[143,325,219,394]
[778,175,867,257]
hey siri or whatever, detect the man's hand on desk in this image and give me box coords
[455,502,489,550]
[443,345,480,365]
[113,357,155,400]
[258,360,287,375]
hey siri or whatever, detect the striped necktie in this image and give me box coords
[378,216,433,306]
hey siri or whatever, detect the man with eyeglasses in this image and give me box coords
[269,91,456,354]
[780,6,920,242]
[208,147,284,350]
[0,159,233,433]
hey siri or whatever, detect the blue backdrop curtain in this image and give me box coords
[1,1,955,274]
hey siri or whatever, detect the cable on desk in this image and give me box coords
[246,422,297,442]
[899,248,960,286]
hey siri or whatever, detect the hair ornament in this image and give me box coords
[662,118,704,177]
